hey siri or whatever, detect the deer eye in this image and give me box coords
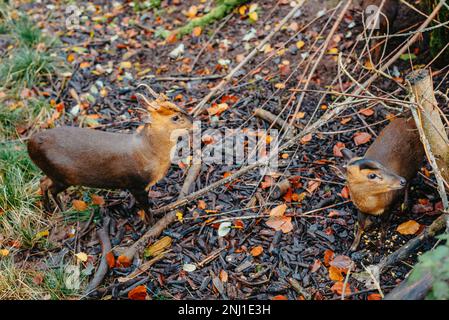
[368,173,377,180]
[172,115,180,122]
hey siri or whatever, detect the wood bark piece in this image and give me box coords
[254,108,295,139]
[85,216,111,294]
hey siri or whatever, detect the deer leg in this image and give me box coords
[40,177,67,212]
[49,181,68,211]
[350,211,369,251]
[401,183,411,212]
[131,189,153,225]
[39,176,53,212]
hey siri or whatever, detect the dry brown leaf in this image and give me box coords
[269,204,287,217]
[329,266,344,281]
[323,249,334,266]
[91,195,105,206]
[397,220,420,235]
[128,285,148,300]
[72,200,88,211]
[353,132,372,145]
[250,245,263,257]
[331,281,351,295]
[333,142,346,157]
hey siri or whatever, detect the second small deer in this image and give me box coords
[340,117,424,251]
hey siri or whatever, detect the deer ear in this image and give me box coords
[136,93,159,111]
[341,148,355,161]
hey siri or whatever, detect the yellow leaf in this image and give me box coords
[186,5,198,18]
[275,83,286,89]
[296,40,305,49]
[248,11,258,21]
[397,220,420,235]
[238,5,248,16]
[67,54,75,63]
[72,199,88,211]
[35,230,49,240]
[0,249,10,257]
[176,211,184,223]
[75,252,88,262]
[144,236,172,258]
[120,61,132,69]
[327,47,339,55]
[192,26,202,37]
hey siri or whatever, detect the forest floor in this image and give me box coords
[0,0,448,300]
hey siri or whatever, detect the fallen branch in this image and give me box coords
[254,108,296,139]
[191,0,305,116]
[85,216,111,294]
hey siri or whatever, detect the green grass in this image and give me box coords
[0,47,57,89]
[12,16,43,47]
[0,257,82,300]
[0,98,53,140]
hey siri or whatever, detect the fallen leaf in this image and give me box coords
[269,204,287,217]
[183,263,197,272]
[266,216,293,233]
[218,222,232,237]
[91,195,105,206]
[192,26,202,37]
[106,252,115,268]
[128,285,148,300]
[186,5,198,18]
[117,255,132,267]
[300,133,312,144]
[323,249,335,266]
[250,245,263,257]
[331,281,351,296]
[72,200,88,211]
[397,220,420,235]
[306,180,321,193]
[296,40,305,49]
[198,200,207,210]
[330,255,353,272]
[367,293,382,300]
[353,132,372,145]
[333,142,346,157]
[272,295,288,300]
[329,266,344,281]
[359,108,374,116]
[120,61,132,69]
[340,186,350,199]
[75,252,88,262]
[220,270,228,282]
[207,103,229,116]
[0,249,10,257]
[144,236,172,258]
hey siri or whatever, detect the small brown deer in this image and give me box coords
[360,0,399,63]
[341,117,424,251]
[27,92,193,225]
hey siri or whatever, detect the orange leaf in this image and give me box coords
[250,245,263,257]
[300,133,312,144]
[333,142,346,157]
[91,195,105,206]
[106,251,115,269]
[329,266,344,281]
[198,200,207,210]
[367,293,382,300]
[128,285,148,300]
[269,204,287,217]
[220,270,228,282]
[117,255,132,267]
[234,219,244,229]
[266,216,293,233]
[72,200,88,211]
[353,132,372,146]
[272,295,288,300]
[192,26,202,37]
[397,220,420,235]
[340,186,350,199]
[306,180,321,193]
[323,249,334,266]
[359,108,374,116]
[166,32,178,44]
[331,281,351,296]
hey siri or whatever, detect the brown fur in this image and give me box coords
[27,101,193,224]
[347,117,424,216]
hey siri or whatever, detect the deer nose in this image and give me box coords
[400,178,407,187]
